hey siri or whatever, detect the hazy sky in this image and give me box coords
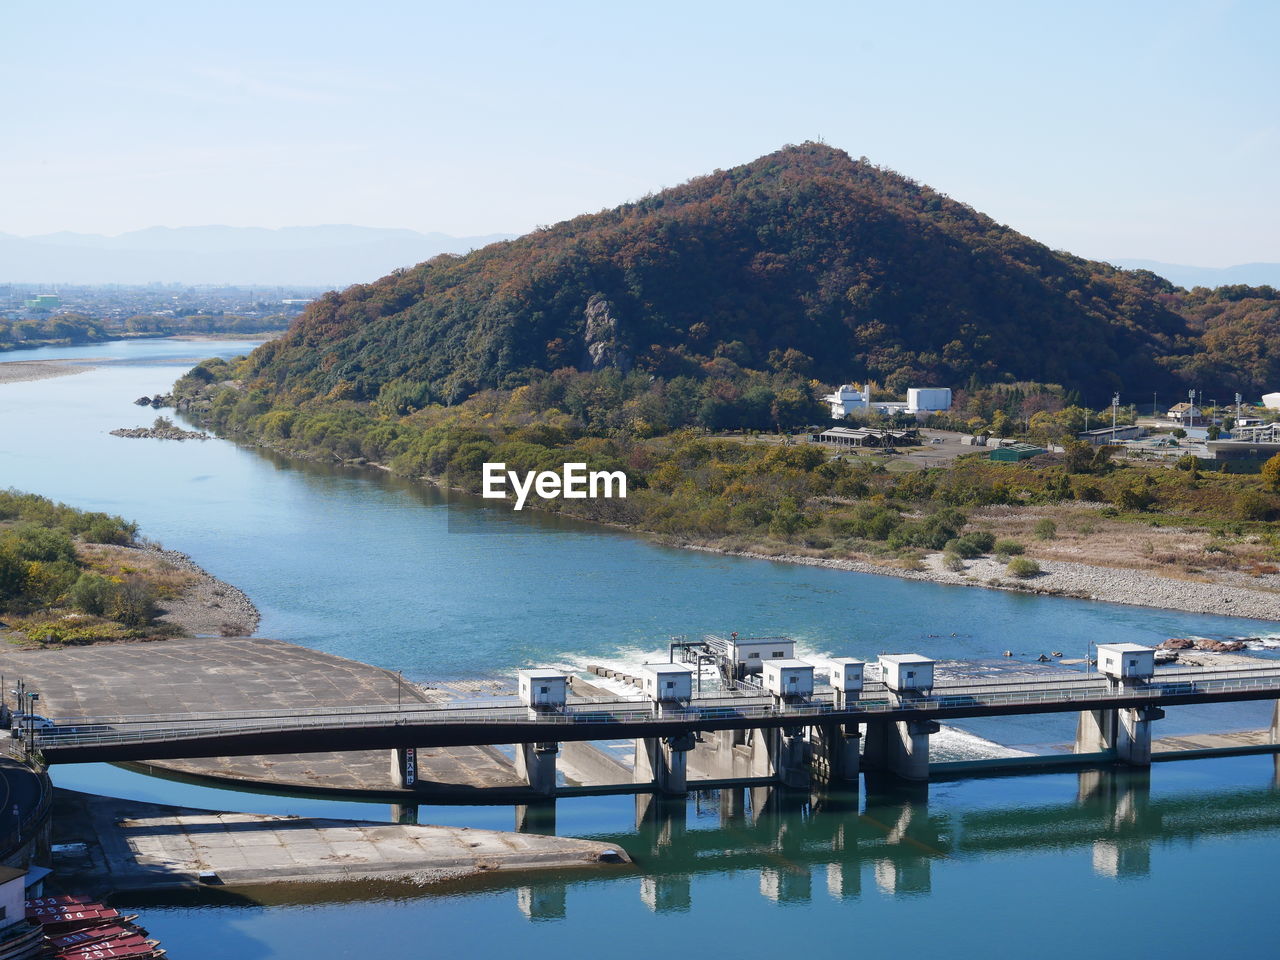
[4,0,1277,265]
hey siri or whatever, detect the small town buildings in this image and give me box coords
[762,659,815,698]
[518,669,568,708]
[989,442,1046,462]
[822,384,869,419]
[906,387,952,414]
[1078,425,1144,445]
[879,654,934,693]
[1095,643,1155,681]
[1262,392,1280,410]
[1167,402,1203,425]
[639,662,694,702]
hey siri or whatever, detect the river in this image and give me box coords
[2,340,1279,958]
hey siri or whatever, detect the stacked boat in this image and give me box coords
[24,897,164,959]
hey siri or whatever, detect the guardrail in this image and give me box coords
[31,667,1280,752]
[0,750,53,858]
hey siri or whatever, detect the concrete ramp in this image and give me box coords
[54,789,629,892]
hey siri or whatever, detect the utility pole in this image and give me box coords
[1112,393,1119,435]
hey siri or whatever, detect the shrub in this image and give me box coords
[1034,518,1057,540]
[106,578,157,627]
[1007,556,1042,578]
[944,533,993,559]
[70,573,114,616]
[1235,491,1277,521]
[994,538,1025,557]
[1,525,75,563]
[942,550,966,571]
[1263,453,1280,491]
[1113,485,1155,512]
[960,531,996,553]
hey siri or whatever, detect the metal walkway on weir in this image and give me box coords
[27,660,1280,765]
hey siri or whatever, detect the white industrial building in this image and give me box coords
[639,662,694,702]
[1263,392,1280,410]
[726,635,795,674]
[762,659,815,698]
[879,653,935,693]
[822,657,865,694]
[1095,643,1154,681]
[906,387,952,414]
[518,669,568,708]
[822,384,870,419]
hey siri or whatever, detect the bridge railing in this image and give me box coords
[32,665,1280,750]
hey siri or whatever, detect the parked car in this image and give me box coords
[9,713,55,731]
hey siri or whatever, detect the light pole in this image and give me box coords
[25,693,38,752]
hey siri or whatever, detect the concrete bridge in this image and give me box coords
[29,650,1280,794]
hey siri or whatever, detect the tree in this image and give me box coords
[1262,452,1280,491]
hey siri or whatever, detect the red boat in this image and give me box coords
[60,935,147,952]
[56,941,164,960]
[25,896,96,909]
[48,925,147,950]
[34,911,140,934]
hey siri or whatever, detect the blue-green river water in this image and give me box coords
[3,340,1279,958]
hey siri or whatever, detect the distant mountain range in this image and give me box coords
[1110,259,1280,290]
[0,225,516,286]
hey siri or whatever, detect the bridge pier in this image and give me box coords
[389,747,417,789]
[515,741,559,796]
[514,800,557,834]
[1271,700,1280,744]
[863,718,938,782]
[635,732,696,796]
[808,721,861,783]
[1074,706,1164,765]
[747,726,810,788]
[390,803,417,825]
[635,793,687,844]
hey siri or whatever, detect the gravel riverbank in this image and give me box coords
[685,545,1280,624]
[0,359,93,384]
[146,546,261,637]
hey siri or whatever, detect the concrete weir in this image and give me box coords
[51,789,629,892]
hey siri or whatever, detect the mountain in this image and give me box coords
[245,142,1218,406]
[0,226,514,286]
[1110,259,1280,291]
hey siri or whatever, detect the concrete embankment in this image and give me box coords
[51,789,628,892]
[0,636,532,799]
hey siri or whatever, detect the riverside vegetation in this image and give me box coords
[164,142,1280,591]
[0,490,195,646]
[171,354,1280,585]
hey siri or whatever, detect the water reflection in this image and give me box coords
[494,767,1280,919]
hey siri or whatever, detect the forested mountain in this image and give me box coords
[240,143,1274,406]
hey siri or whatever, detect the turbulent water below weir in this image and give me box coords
[5,340,1280,959]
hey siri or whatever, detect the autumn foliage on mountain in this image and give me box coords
[243,142,1277,408]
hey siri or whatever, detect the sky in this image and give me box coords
[3,0,1277,265]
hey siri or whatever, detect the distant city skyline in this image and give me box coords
[4,1,1278,266]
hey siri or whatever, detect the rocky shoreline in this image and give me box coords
[146,546,261,637]
[111,423,209,441]
[683,544,1280,624]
